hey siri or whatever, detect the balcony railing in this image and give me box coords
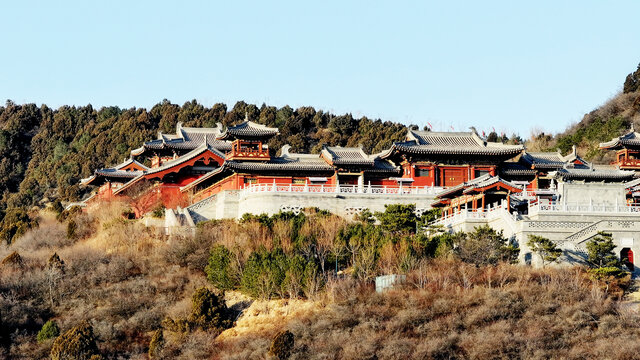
[239,183,446,196]
[528,199,640,215]
[616,159,640,168]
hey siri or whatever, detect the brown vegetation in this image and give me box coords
[0,204,639,359]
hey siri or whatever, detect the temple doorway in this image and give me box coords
[621,248,634,271]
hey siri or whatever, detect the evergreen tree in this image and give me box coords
[527,235,562,267]
[586,232,620,268]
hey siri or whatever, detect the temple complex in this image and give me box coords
[79,120,640,269]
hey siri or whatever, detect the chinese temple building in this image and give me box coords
[599,125,640,170]
[380,128,524,187]
[431,174,524,216]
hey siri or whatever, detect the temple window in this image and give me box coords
[415,168,430,177]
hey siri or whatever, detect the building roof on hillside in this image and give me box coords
[432,175,523,207]
[435,174,493,199]
[217,120,279,140]
[551,167,636,181]
[381,129,524,158]
[113,158,149,171]
[321,146,376,166]
[80,158,148,185]
[145,143,226,175]
[599,126,640,150]
[131,122,232,156]
[520,146,588,170]
[462,176,523,195]
[498,162,537,176]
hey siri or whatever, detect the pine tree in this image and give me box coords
[527,235,562,267]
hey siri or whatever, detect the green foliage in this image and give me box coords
[0,208,37,244]
[151,205,164,218]
[241,248,289,299]
[455,225,519,266]
[554,116,627,159]
[206,245,237,291]
[269,330,295,360]
[37,320,60,342]
[375,204,417,234]
[354,208,375,224]
[527,235,562,267]
[187,287,232,331]
[588,266,628,280]
[586,232,621,268]
[50,321,100,360]
[163,287,233,333]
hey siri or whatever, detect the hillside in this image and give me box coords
[528,63,640,162]
[0,203,637,359]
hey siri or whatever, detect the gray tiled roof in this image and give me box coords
[499,162,536,176]
[80,158,148,185]
[520,147,588,170]
[552,168,636,181]
[218,120,279,140]
[321,146,375,166]
[145,143,226,175]
[383,130,524,157]
[94,168,144,178]
[462,176,523,194]
[599,127,640,150]
[435,174,493,199]
[134,122,232,155]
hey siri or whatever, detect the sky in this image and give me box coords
[1,1,640,137]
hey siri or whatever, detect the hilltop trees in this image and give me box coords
[0,99,408,229]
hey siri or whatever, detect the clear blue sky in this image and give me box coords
[2,1,639,137]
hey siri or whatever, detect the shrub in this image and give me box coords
[50,321,100,360]
[66,220,77,239]
[151,205,164,218]
[37,320,60,342]
[269,330,294,360]
[455,226,519,266]
[1,251,24,267]
[187,287,233,331]
[0,208,37,244]
[375,204,417,234]
[241,248,288,299]
[588,267,627,279]
[56,205,82,222]
[205,245,237,291]
[148,329,164,359]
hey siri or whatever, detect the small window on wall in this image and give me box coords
[415,168,430,177]
[244,178,257,184]
[293,178,306,185]
[475,170,490,178]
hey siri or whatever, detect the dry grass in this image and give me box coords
[3,204,640,359]
[213,260,640,360]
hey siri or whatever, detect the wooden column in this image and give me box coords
[481,193,485,210]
